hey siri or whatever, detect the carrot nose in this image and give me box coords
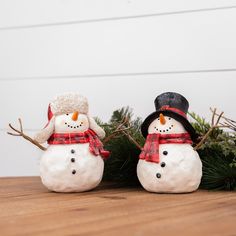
[159,113,166,125]
[71,111,79,121]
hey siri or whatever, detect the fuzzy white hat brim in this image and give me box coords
[34,116,55,144]
[88,116,106,139]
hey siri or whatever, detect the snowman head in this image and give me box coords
[141,92,198,141]
[148,113,187,135]
[34,93,105,143]
[54,112,90,133]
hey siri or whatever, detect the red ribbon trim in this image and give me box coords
[160,105,187,118]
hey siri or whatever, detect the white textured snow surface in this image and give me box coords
[40,143,104,192]
[137,144,202,193]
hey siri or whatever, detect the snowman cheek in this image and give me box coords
[82,120,89,128]
[61,120,66,126]
[148,126,157,134]
[83,124,90,131]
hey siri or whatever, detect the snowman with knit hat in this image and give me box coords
[34,93,109,192]
[137,92,202,193]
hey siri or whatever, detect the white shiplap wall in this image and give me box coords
[0,0,236,176]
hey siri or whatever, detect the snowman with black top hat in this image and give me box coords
[137,92,202,193]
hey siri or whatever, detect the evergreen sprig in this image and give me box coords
[190,112,236,190]
[99,107,144,186]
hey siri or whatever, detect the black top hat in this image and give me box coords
[141,92,198,141]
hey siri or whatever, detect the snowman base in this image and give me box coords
[137,161,201,194]
[39,143,104,193]
[137,144,202,194]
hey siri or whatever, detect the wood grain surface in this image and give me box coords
[0,177,235,236]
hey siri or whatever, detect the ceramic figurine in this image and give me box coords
[137,92,202,193]
[33,93,109,192]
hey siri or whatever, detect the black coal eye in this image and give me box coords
[168,118,171,120]
[66,114,69,116]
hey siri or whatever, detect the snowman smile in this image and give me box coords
[64,121,83,129]
[154,124,174,133]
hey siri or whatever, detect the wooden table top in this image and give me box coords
[0,177,235,236]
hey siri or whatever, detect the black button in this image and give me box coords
[163,151,168,155]
[72,170,76,175]
[156,173,161,178]
[71,158,75,163]
[71,149,75,154]
[161,162,166,168]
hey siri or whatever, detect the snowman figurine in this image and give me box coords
[137,92,202,193]
[34,93,109,192]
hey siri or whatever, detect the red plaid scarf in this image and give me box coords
[48,129,110,159]
[139,133,192,163]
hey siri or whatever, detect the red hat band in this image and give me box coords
[160,105,187,119]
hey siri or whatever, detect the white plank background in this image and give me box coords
[0,0,236,176]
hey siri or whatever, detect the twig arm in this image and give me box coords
[7,119,47,151]
[103,127,131,144]
[194,108,231,150]
[102,117,130,144]
[194,126,214,150]
[122,131,142,150]
[101,116,143,150]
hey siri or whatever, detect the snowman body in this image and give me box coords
[138,115,202,193]
[137,144,202,193]
[40,143,104,192]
